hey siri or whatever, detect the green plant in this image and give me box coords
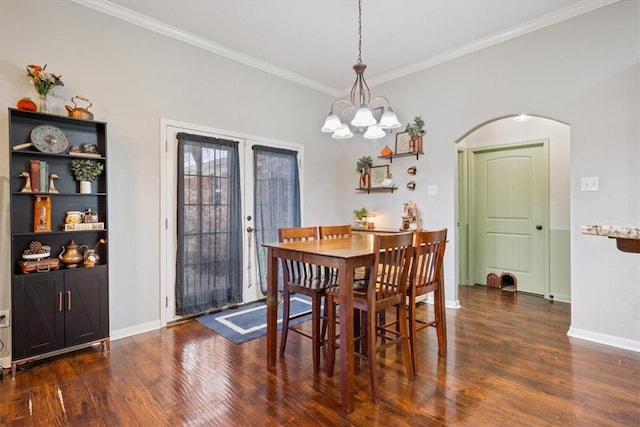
[405,116,426,139]
[353,207,368,220]
[70,159,104,182]
[356,156,373,173]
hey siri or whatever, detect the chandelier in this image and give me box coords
[321,0,401,139]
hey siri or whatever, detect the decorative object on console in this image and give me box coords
[16,97,37,112]
[320,0,401,139]
[17,171,32,192]
[33,196,52,232]
[30,124,69,154]
[65,96,94,120]
[70,159,104,193]
[58,240,85,268]
[380,145,393,157]
[353,207,369,227]
[405,116,426,152]
[356,156,372,189]
[401,200,421,230]
[48,173,60,193]
[26,64,64,113]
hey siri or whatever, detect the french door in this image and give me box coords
[161,120,303,323]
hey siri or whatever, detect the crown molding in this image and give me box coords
[72,0,618,97]
[69,0,341,96]
[365,0,619,89]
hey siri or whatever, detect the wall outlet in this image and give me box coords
[0,310,9,328]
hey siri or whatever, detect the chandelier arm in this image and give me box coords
[369,96,392,108]
[329,98,352,114]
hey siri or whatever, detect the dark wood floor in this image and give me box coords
[1,285,638,426]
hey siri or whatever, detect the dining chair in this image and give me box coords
[319,224,368,284]
[326,232,415,402]
[278,226,335,374]
[407,228,448,375]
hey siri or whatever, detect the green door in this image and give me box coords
[470,141,549,295]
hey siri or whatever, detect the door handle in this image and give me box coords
[536,225,543,230]
[246,226,254,233]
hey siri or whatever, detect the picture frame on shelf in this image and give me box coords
[395,131,412,154]
[369,165,389,187]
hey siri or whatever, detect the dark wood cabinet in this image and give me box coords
[8,108,109,375]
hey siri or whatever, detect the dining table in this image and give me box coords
[262,232,376,413]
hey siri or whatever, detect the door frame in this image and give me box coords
[466,139,550,297]
[159,119,304,325]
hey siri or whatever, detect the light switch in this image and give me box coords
[580,176,599,192]
[427,185,438,196]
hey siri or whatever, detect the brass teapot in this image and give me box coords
[59,240,87,268]
[65,96,94,120]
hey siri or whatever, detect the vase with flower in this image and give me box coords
[26,64,64,113]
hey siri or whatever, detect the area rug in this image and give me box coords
[196,295,313,344]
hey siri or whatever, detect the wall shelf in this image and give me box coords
[355,186,398,194]
[377,151,423,163]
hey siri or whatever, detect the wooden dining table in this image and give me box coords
[262,233,376,413]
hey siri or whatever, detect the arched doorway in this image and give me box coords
[455,115,571,302]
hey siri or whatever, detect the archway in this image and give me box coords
[455,115,571,302]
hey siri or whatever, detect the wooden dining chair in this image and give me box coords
[326,232,415,402]
[407,228,448,375]
[278,226,336,374]
[319,224,368,284]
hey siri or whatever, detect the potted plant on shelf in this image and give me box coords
[405,116,425,152]
[356,156,373,189]
[70,159,104,194]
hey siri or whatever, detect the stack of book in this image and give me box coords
[30,159,49,193]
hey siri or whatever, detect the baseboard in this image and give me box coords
[567,327,640,352]
[110,320,163,341]
[419,294,461,310]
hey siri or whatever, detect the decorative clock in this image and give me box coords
[30,124,69,154]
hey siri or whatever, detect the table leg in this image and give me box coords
[266,247,278,366]
[339,261,355,413]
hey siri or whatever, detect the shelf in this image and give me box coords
[11,150,106,160]
[13,229,109,237]
[355,186,398,194]
[378,151,423,163]
[13,192,107,196]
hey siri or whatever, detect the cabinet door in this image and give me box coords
[12,271,65,360]
[64,265,109,347]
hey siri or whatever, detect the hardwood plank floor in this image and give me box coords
[1,285,638,426]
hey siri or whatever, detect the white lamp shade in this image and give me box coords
[321,113,342,132]
[332,123,354,139]
[378,109,401,129]
[351,106,377,127]
[363,125,385,139]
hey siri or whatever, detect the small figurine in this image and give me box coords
[48,173,60,193]
[18,171,32,192]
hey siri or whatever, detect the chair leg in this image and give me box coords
[397,302,414,380]
[435,284,447,357]
[326,293,336,377]
[408,297,418,376]
[311,293,321,374]
[367,308,379,403]
[279,287,291,358]
[320,294,328,341]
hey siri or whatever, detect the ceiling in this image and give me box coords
[77,0,616,96]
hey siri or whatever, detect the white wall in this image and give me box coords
[335,1,639,349]
[0,0,637,359]
[0,0,340,362]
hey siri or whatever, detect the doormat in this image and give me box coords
[196,294,312,344]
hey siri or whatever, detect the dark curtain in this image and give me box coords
[176,132,242,315]
[253,145,301,294]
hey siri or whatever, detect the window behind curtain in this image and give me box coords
[176,132,242,315]
[253,145,301,294]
